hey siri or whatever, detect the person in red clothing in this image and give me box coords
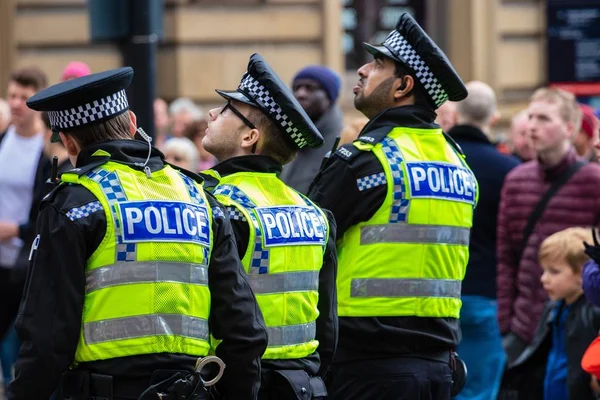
[497,87,600,364]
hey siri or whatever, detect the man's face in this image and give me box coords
[293,78,330,122]
[435,101,457,133]
[353,55,398,118]
[510,116,535,161]
[154,99,169,133]
[6,81,38,127]
[527,100,573,155]
[540,261,582,303]
[203,100,254,161]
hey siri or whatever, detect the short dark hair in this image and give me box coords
[64,112,132,148]
[9,66,48,92]
[248,108,297,165]
[393,61,434,109]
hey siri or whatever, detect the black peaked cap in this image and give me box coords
[363,13,468,109]
[216,53,324,149]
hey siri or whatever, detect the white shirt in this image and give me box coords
[0,126,44,267]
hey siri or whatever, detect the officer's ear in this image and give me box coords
[59,132,80,156]
[241,128,260,154]
[393,75,414,101]
[128,111,138,137]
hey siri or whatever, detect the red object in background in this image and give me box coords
[582,336,600,378]
[550,83,600,97]
[496,142,511,156]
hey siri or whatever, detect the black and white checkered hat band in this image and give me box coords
[384,30,449,107]
[48,89,129,130]
[238,74,308,149]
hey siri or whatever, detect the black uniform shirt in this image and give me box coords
[8,140,268,400]
[208,155,338,378]
[308,106,460,363]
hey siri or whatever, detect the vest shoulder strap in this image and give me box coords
[355,126,392,145]
[60,157,110,184]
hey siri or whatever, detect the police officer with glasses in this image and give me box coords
[8,67,268,400]
[308,14,476,400]
[201,53,338,400]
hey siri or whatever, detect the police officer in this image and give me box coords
[201,53,337,400]
[8,67,268,400]
[308,14,475,400]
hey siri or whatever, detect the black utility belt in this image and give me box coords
[265,370,327,400]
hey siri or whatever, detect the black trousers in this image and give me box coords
[328,357,453,400]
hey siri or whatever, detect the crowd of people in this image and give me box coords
[1,13,600,400]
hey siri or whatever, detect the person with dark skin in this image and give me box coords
[7,67,267,400]
[280,66,344,194]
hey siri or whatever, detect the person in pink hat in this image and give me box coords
[61,61,91,81]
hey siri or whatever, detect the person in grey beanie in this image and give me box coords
[280,65,344,194]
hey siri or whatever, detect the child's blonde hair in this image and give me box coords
[538,227,594,273]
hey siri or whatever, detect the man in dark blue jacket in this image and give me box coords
[447,81,520,400]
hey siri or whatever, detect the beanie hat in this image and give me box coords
[579,103,599,139]
[293,65,341,104]
[61,61,91,81]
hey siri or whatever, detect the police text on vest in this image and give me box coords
[119,200,211,246]
[405,162,476,205]
[256,206,326,247]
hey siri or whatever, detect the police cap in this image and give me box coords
[215,53,323,149]
[27,67,133,142]
[363,13,467,109]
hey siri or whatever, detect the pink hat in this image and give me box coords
[61,61,91,81]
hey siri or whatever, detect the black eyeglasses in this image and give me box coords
[221,101,256,130]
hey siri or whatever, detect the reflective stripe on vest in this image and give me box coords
[266,321,316,347]
[84,314,209,344]
[351,278,462,299]
[360,224,470,246]
[210,171,327,360]
[86,262,209,293]
[249,271,319,294]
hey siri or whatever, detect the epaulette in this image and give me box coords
[355,126,392,145]
[333,144,362,162]
[41,181,69,204]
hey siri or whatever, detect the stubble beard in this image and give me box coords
[354,77,396,119]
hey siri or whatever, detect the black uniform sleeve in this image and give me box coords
[315,210,338,377]
[207,201,268,400]
[230,218,251,260]
[8,206,87,400]
[308,150,387,239]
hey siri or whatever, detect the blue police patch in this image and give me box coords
[405,162,476,205]
[118,200,210,247]
[255,206,326,247]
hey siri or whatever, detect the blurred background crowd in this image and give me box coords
[0,0,600,399]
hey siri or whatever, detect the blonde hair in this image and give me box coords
[530,88,582,131]
[538,227,594,273]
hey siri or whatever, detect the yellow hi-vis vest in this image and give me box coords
[337,126,478,319]
[209,171,329,360]
[61,160,213,363]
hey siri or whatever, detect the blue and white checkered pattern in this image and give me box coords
[381,138,409,223]
[383,30,449,108]
[216,185,269,274]
[65,201,103,221]
[226,206,246,222]
[95,170,136,262]
[212,206,225,220]
[48,89,129,131]
[239,74,307,149]
[214,185,257,209]
[178,173,205,206]
[357,172,387,192]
